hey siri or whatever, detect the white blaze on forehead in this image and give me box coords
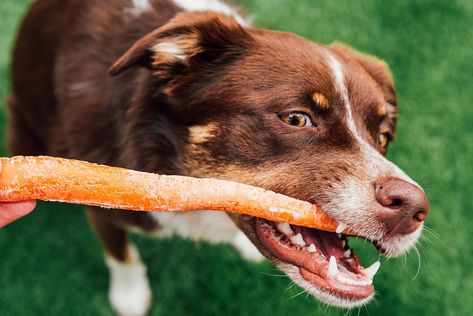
[320,53,423,260]
[173,0,250,26]
[326,53,360,138]
[325,51,420,186]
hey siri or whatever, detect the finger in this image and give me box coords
[0,200,36,228]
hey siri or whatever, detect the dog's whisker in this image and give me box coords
[396,251,408,267]
[284,281,298,293]
[411,246,422,281]
[287,288,308,300]
[260,272,288,278]
[422,225,440,240]
[418,234,433,245]
[363,301,371,315]
[322,300,333,314]
[304,291,311,300]
[343,307,351,316]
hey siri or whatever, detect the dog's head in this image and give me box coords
[110,12,429,308]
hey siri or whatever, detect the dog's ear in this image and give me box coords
[330,43,396,105]
[108,12,252,77]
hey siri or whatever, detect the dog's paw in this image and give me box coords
[106,245,152,316]
[233,232,265,263]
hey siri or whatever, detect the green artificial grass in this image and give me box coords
[1,0,472,315]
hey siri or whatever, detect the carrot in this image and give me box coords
[0,156,352,234]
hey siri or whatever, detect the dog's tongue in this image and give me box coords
[292,225,346,258]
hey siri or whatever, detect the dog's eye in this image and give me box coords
[280,112,313,127]
[378,133,390,150]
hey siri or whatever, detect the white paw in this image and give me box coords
[233,232,265,263]
[106,245,152,316]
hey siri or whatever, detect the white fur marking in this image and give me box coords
[128,0,152,15]
[233,231,265,262]
[326,52,419,186]
[189,123,217,144]
[150,211,264,261]
[380,224,423,257]
[152,42,188,61]
[150,211,239,243]
[324,52,424,256]
[173,0,249,26]
[106,244,152,316]
[326,53,359,137]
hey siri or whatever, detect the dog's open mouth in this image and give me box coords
[256,218,380,302]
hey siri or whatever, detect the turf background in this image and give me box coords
[1,0,472,315]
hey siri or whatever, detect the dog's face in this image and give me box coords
[111,12,429,308]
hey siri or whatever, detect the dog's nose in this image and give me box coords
[374,177,429,235]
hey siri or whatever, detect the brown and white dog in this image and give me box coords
[9,0,429,314]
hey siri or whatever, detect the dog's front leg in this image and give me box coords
[232,231,265,262]
[87,208,152,316]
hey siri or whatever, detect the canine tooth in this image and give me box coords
[336,222,347,234]
[277,222,293,235]
[342,240,346,248]
[328,256,338,277]
[337,233,342,238]
[343,249,351,258]
[307,244,317,253]
[290,233,306,247]
[364,261,381,279]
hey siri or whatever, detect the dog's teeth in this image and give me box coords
[336,274,369,286]
[343,249,351,258]
[336,222,347,234]
[342,240,346,248]
[328,256,338,277]
[290,233,306,247]
[336,275,373,286]
[307,244,317,253]
[364,261,381,279]
[277,222,293,236]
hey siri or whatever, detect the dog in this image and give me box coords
[9,0,429,314]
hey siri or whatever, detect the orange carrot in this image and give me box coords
[0,156,352,233]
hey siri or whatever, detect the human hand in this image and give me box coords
[0,200,36,228]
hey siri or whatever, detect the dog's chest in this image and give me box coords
[149,211,240,243]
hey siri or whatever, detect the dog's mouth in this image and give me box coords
[255,219,380,304]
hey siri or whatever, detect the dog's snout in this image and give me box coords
[374,178,430,235]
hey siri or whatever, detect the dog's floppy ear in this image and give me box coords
[330,43,396,105]
[109,12,252,76]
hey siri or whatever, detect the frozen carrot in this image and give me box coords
[0,156,353,234]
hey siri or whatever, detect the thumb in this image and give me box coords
[0,200,36,228]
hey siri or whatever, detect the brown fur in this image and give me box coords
[10,0,397,262]
[8,0,430,310]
